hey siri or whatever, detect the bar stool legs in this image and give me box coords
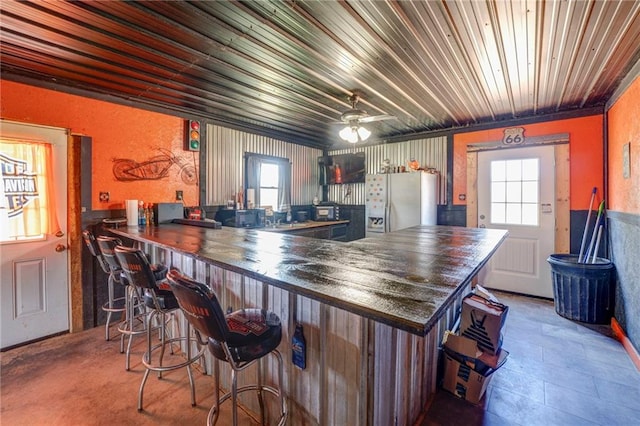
[207,349,287,426]
[117,284,147,371]
[102,272,127,341]
[138,310,204,411]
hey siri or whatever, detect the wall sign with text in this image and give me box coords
[503,127,525,145]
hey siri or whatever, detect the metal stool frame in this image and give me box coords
[96,236,147,370]
[82,229,126,341]
[167,269,287,426]
[114,245,206,412]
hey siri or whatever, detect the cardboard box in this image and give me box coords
[460,293,508,354]
[442,352,495,404]
[441,329,509,404]
[442,331,508,371]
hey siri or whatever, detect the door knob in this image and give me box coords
[55,244,67,252]
[55,231,65,238]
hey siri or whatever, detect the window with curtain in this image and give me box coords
[245,153,291,212]
[1,139,61,242]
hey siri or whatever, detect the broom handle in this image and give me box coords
[579,187,597,263]
[591,225,604,264]
[584,200,605,263]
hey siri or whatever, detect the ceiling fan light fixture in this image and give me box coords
[357,126,371,141]
[339,125,358,143]
[339,124,370,144]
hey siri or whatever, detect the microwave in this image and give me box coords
[312,204,339,221]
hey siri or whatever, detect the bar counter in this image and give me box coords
[111,224,507,425]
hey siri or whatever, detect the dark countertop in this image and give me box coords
[111,224,507,336]
[259,219,349,233]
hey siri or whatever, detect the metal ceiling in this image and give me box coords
[1,1,640,149]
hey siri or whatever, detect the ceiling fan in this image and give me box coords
[337,93,395,144]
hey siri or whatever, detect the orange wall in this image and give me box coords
[607,76,640,214]
[453,115,604,210]
[0,80,199,210]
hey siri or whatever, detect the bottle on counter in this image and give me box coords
[148,203,154,226]
[286,208,292,223]
[138,201,146,226]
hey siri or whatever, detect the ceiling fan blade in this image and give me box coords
[359,114,396,123]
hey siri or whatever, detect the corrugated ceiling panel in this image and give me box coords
[1,1,639,148]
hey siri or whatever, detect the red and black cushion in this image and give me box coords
[208,308,282,363]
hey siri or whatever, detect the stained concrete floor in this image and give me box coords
[2,292,639,425]
[1,325,260,425]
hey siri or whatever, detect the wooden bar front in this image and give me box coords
[111,224,507,425]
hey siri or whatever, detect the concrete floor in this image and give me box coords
[2,292,639,425]
[1,325,260,425]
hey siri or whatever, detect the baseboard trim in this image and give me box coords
[611,317,640,372]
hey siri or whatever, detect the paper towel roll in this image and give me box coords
[125,200,139,226]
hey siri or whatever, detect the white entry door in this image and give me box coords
[1,121,69,349]
[477,145,555,298]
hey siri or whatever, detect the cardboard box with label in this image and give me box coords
[441,331,509,404]
[460,291,508,355]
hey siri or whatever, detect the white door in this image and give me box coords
[477,145,555,298]
[1,121,69,349]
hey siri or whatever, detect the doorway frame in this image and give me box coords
[466,133,570,254]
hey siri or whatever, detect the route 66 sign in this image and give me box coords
[503,127,525,145]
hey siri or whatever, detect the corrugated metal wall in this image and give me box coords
[205,124,323,206]
[206,125,447,207]
[327,136,448,205]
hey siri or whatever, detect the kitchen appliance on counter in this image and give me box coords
[153,202,184,224]
[365,171,437,235]
[214,208,266,228]
[311,203,339,221]
[296,210,309,223]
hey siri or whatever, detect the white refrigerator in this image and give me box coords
[365,171,438,235]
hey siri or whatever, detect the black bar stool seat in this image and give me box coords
[167,269,287,426]
[208,309,282,363]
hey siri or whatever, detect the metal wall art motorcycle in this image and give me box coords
[112,148,197,185]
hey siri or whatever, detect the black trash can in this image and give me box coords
[547,254,615,324]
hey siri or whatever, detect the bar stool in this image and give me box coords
[96,235,146,371]
[166,269,287,426]
[82,229,126,341]
[114,246,205,412]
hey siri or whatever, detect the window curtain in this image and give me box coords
[278,161,292,212]
[1,139,61,239]
[246,155,261,208]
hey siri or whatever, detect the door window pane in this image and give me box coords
[491,182,506,202]
[490,158,539,226]
[491,202,506,223]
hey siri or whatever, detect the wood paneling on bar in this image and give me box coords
[119,224,505,425]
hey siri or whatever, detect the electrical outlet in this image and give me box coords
[99,191,110,202]
[176,190,183,201]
